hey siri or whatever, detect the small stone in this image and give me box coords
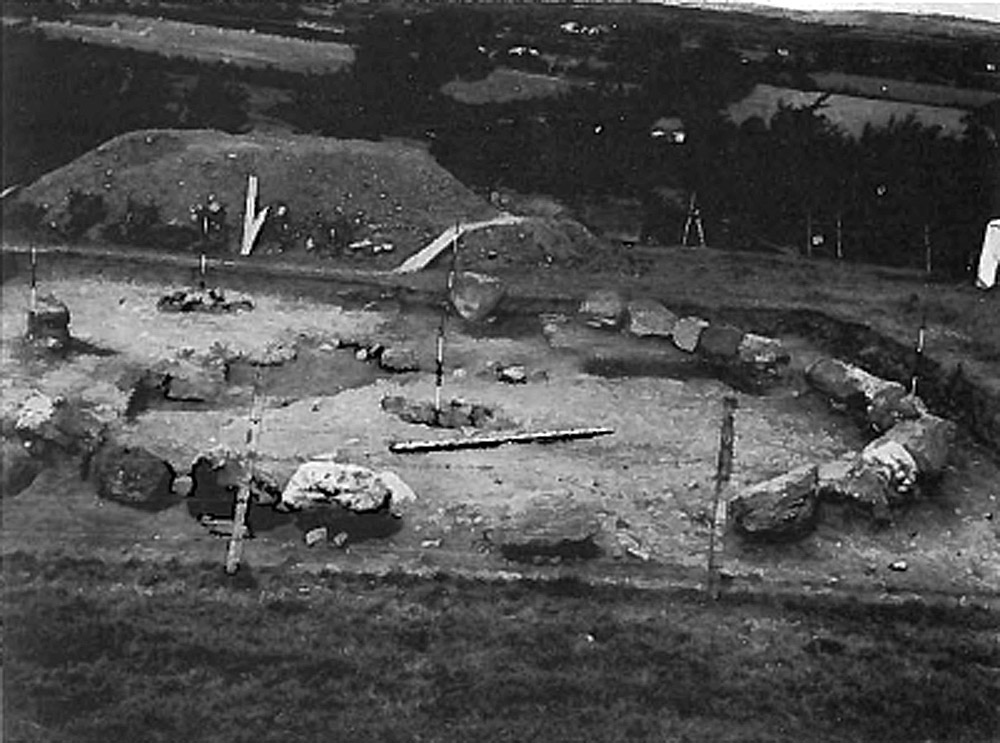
[496,364,527,384]
[305,527,327,547]
[421,538,442,548]
[332,531,349,548]
[738,334,788,368]
[379,347,420,373]
[172,475,194,497]
[888,560,908,572]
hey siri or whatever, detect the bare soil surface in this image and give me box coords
[3,251,999,605]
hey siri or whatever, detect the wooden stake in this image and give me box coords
[225,366,263,575]
[29,246,37,313]
[911,313,926,397]
[707,396,738,599]
[836,213,843,260]
[805,210,813,259]
[389,427,614,454]
[434,224,460,418]
[923,223,932,276]
[681,192,705,247]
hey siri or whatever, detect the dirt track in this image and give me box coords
[3,246,999,607]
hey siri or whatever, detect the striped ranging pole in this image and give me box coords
[911,314,927,397]
[707,395,738,599]
[433,223,461,419]
[199,253,207,288]
[30,247,38,313]
[225,366,263,575]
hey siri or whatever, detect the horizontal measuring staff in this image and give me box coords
[389,426,614,454]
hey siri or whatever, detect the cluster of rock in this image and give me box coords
[381,395,511,429]
[578,289,789,381]
[187,449,416,546]
[1,391,178,510]
[338,340,421,373]
[157,287,254,314]
[729,358,955,541]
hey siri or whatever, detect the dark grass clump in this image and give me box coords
[4,553,999,743]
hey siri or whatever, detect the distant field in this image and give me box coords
[811,71,1000,109]
[30,14,355,74]
[441,67,587,105]
[726,83,971,138]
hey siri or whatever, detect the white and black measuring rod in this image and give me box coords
[434,222,461,417]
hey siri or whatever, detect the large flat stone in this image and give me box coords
[451,271,506,322]
[866,386,926,433]
[1,439,41,497]
[697,324,744,360]
[729,464,819,541]
[861,439,918,503]
[879,414,955,476]
[91,441,176,510]
[817,455,891,523]
[738,333,789,369]
[806,358,905,408]
[496,502,603,563]
[579,289,625,329]
[672,316,709,353]
[626,299,678,339]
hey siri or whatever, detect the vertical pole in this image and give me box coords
[707,395,738,600]
[30,246,38,313]
[434,223,461,420]
[199,253,207,289]
[806,210,813,259]
[836,213,843,260]
[682,192,695,247]
[923,223,932,277]
[911,312,926,397]
[434,330,445,415]
[226,366,262,575]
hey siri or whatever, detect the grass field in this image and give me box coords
[441,67,584,105]
[5,553,999,743]
[726,84,971,139]
[31,14,354,74]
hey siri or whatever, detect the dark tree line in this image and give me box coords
[4,10,997,277]
[2,30,253,187]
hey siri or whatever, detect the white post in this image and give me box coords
[240,174,269,256]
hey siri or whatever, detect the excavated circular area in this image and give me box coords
[2,272,998,600]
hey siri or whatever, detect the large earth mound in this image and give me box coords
[15,129,497,261]
[13,129,620,272]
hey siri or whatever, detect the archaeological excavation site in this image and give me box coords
[3,3,999,740]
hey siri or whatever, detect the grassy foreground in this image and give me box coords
[4,554,998,743]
